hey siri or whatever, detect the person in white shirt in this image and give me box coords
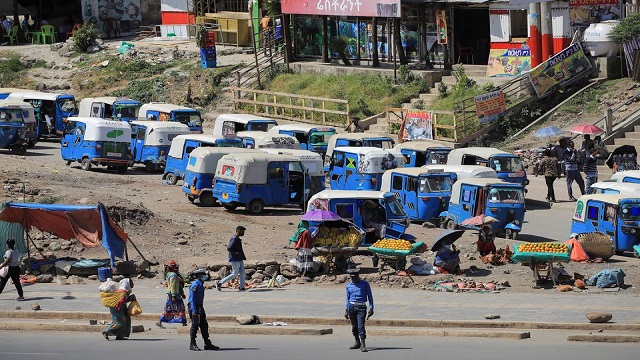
[0,239,24,301]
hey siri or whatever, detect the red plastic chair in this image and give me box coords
[66,23,82,40]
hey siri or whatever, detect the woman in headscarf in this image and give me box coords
[293,221,315,279]
[102,278,135,340]
[156,260,187,327]
[476,225,496,256]
[434,243,463,275]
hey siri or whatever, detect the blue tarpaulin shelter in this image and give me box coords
[0,202,127,266]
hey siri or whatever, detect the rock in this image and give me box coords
[32,303,41,311]
[89,319,98,325]
[88,275,98,280]
[586,312,613,323]
[336,275,348,284]
[236,315,260,325]
[95,38,104,45]
[484,314,501,320]
[87,45,100,53]
[217,267,229,279]
[131,325,145,333]
[207,262,227,271]
[36,274,54,283]
[48,242,61,251]
[115,261,137,275]
[245,268,255,277]
[100,320,109,325]
[264,264,280,277]
[135,260,150,273]
[279,263,298,278]
[100,60,110,67]
[177,240,188,245]
[35,82,47,91]
[265,260,279,266]
[251,273,265,282]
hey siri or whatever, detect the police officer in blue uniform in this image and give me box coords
[188,269,219,351]
[344,267,374,352]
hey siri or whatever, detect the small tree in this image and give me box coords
[73,23,100,53]
[329,36,351,66]
[609,13,640,44]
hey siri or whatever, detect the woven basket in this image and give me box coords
[576,232,614,260]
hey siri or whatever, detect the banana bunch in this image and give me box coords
[315,227,362,247]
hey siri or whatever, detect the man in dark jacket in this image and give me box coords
[216,226,247,291]
[188,269,219,351]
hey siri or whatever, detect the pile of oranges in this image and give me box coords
[371,239,413,251]
[517,242,569,254]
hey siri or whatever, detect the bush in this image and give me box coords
[329,36,351,66]
[610,13,640,44]
[73,23,100,53]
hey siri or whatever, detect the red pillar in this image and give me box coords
[540,2,553,61]
[528,3,541,67]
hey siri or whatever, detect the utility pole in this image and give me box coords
[528,3,542,67]
[540,1,553,61]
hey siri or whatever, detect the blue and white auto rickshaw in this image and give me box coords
[212,113,278,136]
[325,133,395,163]
[262,148,326,197]
[235,131,300,149]
[163,134,244,185]
[328,147,405,190]
[138,102,203,133]
[589,182,640,196]
[571,194,640,253]
[0,100,37,148]
[394,140,454,167]
[447,147,528,188]
[271,124,336,155]
[213,152,311,214]
[79,97,142,123]
[380,167,455,223]
[0,105,27,155]
[0,88,30,99]
[307,190,411,244]
[182,147,259,206]
[440,178,525,239]
[6,91,77,138]
[61,117,133,174]
[130,121,191,172]
[610,170,640,184]
[422,164,498,182]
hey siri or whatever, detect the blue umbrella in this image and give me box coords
[533,126,565,138]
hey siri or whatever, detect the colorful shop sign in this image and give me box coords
[281,0,401,17]
[486,49,532,77]
[474,90,507,125]
[81,0,142,38]
[400,110,434,141]
[436,10,447,45]
[528,42,592,98]
[569,0,621,27]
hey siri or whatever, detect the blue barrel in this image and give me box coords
[98,267,112,282]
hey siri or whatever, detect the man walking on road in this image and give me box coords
[217,226,247,291]
[188,269,218,351]
[345,267,374,352]
[564,141,585,201]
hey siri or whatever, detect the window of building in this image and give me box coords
[510,9,528,38]
[221,0,248,13]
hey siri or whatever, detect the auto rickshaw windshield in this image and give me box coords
[0,109,23,124]
[491,157,524,172]
[420,175,453,193]
[57,98,76,113]
[364,139,394,149]
[488,186,525,203]
[620,204,640,220]
[115,105,140,118]
[310,131,335,146]
[175,113,202,126]
[427,149,449,164]
[385,196,406,216]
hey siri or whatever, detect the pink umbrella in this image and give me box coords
[570,124,604,135]
[460,215,499,227]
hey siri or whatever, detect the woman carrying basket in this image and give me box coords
[102,278,136,340]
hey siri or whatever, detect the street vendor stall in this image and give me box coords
[368,239,425,275]
[512,242,571,285]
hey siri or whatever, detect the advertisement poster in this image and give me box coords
[436,10,447,45]
[281,0,401,17]
[474,90,507,124]
[81,0,142,38]
[401,110,434,141]
[569,0,620,27]
[486,49,532,77]
[528,42,592,98]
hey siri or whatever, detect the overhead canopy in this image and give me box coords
[0,202,127,266]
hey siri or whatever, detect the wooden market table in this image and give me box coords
[512,245,571,285]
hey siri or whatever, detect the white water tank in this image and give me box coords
[583,21,620,57]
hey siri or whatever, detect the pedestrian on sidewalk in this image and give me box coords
[102,278,135,340]
[188,269,218,351]
[345,267,374,352]
[583,148,599,194]
[564,141,585,201]
[541,148,559,202]
[156,260,187,328]
[293,220,315,281]
[552,138,567,177]
[0,239,24,301]
[216,226,247,291]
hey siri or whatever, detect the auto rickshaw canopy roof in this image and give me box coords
[215,152,301,184]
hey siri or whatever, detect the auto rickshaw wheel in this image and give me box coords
[187,196,195,203]
[117,166,127,174]
[445,219,457,230]
[27,140,36,148]
[145,161,156,173]
[200,192,216,207]
[11,146,26,155]
[223,204,238,211]
[247,199,264,215]
[506,229,517,240]
[165,173,178,185]
[65,160,72,166]
[80,158,92,171]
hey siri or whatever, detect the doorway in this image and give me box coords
[453,8,490,65]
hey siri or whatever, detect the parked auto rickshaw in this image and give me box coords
[6,90,77,138]
[422,164,499,182]
[235,131,300,149]
[61,117,133,174]
[212,113,278,136]
[261,148,326,197]
[0,104,27,155]
[213,152,311,214]
[271,124,336,156]
[440,178,525,239]
[182,147,259,206]
[325,133,395,164]
[0,100,37,148]
[163,134,244,185]
[610,170,640,184]
[380,167,455,223]
[589,181,640,196]
[394,140,454,167]
[139,102,203,133]
[79,96,141,122]
[130,120,191,172]
[306,190,411,244]
[571,194,640,253]
[447,147,528,188]
[328,147,404,190]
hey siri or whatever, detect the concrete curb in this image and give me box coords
[567,334,640,343]
[368,328,531,340]
[2,311,640,331]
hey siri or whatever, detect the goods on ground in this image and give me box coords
[314,227,362,247]
[517,242,569,254]
[371,239,413,251]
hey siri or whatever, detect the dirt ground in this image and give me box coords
[1,39,639,294]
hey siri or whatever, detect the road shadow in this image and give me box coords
[24,151,55,157]
[124,339,167,342]
[368,347,413,351]
[218,347,260,351]
[247,288,287,292]
[20,296,54,301]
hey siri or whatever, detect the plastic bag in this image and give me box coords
[98,278,118,292]
[118,41,135,54]
[0,266,8,278]
[128,300,142,316]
